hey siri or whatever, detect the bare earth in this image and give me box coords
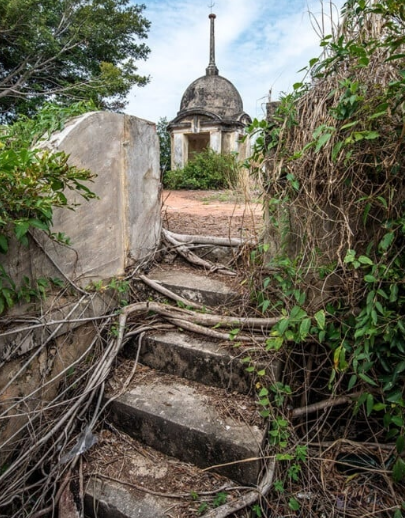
[161,189,263,239]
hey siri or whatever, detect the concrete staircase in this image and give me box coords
[84,268,279,518]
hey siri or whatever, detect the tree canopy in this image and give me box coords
[0,0,151,121]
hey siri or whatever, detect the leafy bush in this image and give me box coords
[0,102,97,313]
[163,148,239,190]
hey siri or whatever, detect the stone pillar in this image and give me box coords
[210,130,222,154]
[172,132,185,169]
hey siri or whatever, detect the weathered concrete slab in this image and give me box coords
[85,478,171,518]
[109,378,265,485]
[3,111,161,287]
[128,330,254,393]
[147,270,237,306]
[84,433,232,518]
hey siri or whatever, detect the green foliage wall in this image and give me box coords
[248,0,405,481]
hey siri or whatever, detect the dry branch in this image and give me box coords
[292,392,362,418]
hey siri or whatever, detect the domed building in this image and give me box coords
[168,13,251,169]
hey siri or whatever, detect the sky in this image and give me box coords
[125,0,345,123]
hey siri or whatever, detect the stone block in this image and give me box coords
[109,378,265,485]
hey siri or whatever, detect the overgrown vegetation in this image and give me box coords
[0,101,97,314]
[245,0,405,515]
[163,148,240,190]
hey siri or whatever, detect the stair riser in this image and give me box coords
[85,479,170,518]
[110,401,261,485]
[135,336,253,393]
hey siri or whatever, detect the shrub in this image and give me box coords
[163,148,239,190]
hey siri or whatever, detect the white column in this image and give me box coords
[210,130,221,154]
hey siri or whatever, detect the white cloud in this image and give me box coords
[126,0,345,123]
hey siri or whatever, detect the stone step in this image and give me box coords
[147,270,238,307]
[84,430,233,518]
[107,371,265,485]
[126,330,258,394]
[85,478,172,518]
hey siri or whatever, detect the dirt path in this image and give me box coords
[161,190,263,239]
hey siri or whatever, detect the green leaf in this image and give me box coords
[358,255,373,265]
[315,133,333,152]
[364,274,377,283]
[366,393,374,416]
[379,232,395,251]
[396,435,405,455]
[265,336,284,351]
[258,388,269,397]
[299,317,312,340]
[344,249,356,263]
[392,416,404,428]
[358,372,378,386]
[392,458,405,483]
[331,140,344,161]
[387,390,403,403]
[390,284,399,303]
[288,498,300,511]
[277,318,289,335]
[341,121,359,130]
[28,219,49,231]
[0,235,8,254]
[290,306,307,320]
[363,131,380,140]
[14,221,30,241]
[314,310,326,330]
[348,374,357,391]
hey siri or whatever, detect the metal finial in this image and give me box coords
[208,1,215,13]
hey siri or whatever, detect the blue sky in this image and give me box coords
[125,0,344,123]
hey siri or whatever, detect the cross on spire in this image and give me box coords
[208,1,215,13]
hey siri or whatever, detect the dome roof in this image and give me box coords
[179,74,244,119]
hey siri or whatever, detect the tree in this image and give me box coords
[156,117,171,174]
[0,0,151,122]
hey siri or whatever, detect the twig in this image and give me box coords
[292,392,362,418]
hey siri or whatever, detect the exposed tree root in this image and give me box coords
[165,317,262,342]
[138,274,204,309]
[162,228,236,276]
[204,459,276,518]
[163,229,251,247]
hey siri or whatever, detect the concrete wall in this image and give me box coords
[2,111,161,287]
